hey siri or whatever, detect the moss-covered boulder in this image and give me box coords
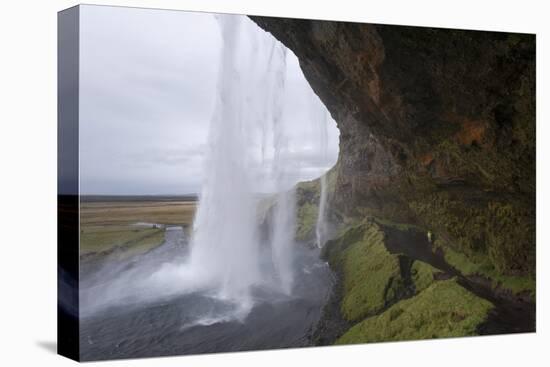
[336,278,494,344]
[336,223,406,321]
[323,221,444,322]
[411,260,439,293]
[315,219,519,344]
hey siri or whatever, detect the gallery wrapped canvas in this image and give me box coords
[58,4,535,362]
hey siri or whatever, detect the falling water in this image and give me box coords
[315,175,328,248]
[315,110,329,248]
[270,189,296,294]
[268,43,296,294]
[189,15,295,307]
[188,16,261,310]
[79,14,338,331]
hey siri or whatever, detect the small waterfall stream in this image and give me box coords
[315,109,330,248]
[316,174,328,248]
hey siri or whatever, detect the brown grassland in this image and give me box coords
[80,200,197,259]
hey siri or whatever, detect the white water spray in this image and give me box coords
[189,16,261,308]
[189,15,296,306]
[267,42,296,294]
[80,14,340,322]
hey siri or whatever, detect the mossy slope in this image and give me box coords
[411,260,440,293]
[336,223,405,321]
[440,243,535,297]
[336,278,494,344]
[321,220,495,344]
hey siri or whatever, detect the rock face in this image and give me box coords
[251,17,535,278]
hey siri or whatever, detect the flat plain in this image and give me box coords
[80,199,197,259]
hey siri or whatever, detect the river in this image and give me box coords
[79,227,332,361]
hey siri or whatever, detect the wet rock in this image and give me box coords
[251,17,535,277]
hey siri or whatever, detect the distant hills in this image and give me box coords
[80,195,198,202]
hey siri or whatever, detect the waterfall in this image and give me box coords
[315,175,328,248]
[315,110,329,248]
[188,15,261,308]
[79,14,340,323]
[270,189,296,294]
[188,15,296,307]
[266,42,296,295]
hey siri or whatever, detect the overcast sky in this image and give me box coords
[79,5,339,195]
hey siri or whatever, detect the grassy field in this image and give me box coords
[80,200,196,227]
[80,199,197,259]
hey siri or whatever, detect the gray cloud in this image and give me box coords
[79,5,339,195]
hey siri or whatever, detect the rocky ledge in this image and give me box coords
[250,16,536,343]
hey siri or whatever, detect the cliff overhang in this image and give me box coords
[251,16,536,279]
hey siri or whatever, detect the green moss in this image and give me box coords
[325,222,407,322]
[409,192,485,256]
[442,244,535,297]
[294,167,340,242]
[411,260,438,293]
[373,217,424,232]
[296,179,320,197]
[321,220,509,344]
[409,190,534,278]
[336,278,494,345]
[441,244,484,274]
[340,237,402,321]
[322,222,365,262]
[294,176,321,242]
[485,202,535,275]
[295,202,318,241]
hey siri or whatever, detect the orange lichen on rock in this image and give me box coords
[454,119,487,146]
[418,153,434,167]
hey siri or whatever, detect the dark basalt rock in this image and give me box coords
[251,16,535,277]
